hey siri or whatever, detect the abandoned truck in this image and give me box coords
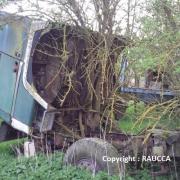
[0,12,180,176]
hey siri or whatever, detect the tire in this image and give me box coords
[64,138,124,176]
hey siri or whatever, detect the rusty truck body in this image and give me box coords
[0,12,179,176]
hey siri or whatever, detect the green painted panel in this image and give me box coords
[0,109,11,123]
[0,54,16,115]
[13,73,36,126]
[0,20,27,58]
[0,15,31,123]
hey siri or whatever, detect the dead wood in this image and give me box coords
[32,24,127,137]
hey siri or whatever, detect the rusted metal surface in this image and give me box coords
[30,26,127,145]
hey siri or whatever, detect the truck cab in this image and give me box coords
[0,12,48,138]
[0,12,179,177]
[0,12,177,139]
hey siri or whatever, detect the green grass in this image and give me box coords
[0,152,93,180]
[0,140,120,180]
[0,139,177,180]
[0,138,25,155]
[119,118,151,134]
[119,101,180,134]
[119,101,153,134]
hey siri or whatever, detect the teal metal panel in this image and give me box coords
[0,20,27,58]
[11,19,36,126]
[0,16,31,124]
[0,14,41,127]
[0,54,17,123]
[0,109,11,123]
[13,73,36,126]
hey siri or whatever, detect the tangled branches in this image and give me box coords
[32,24,127,136]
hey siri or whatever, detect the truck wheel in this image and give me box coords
[64,138,124,176]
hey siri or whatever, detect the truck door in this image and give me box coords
[0,20,26,123]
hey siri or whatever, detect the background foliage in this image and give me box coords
[126,0,180,89]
